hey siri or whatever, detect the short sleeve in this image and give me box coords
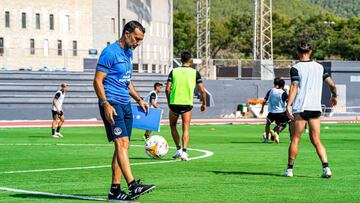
[150,92,156,101]
[196,71,203,84]
[264,90,271,101]
[323,67,330,80]
[167,71,173,82]
[54,92,61,99]
[290,67,300,82]
[96,50,114,74]
[282,91,289,102]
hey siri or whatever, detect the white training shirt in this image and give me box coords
[264,88,288,113]
[52,90,65,111]
[144,90,158,108]
[290,60,330,113]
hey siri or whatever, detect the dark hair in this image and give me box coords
[181,51,192,63]
[274,77,285,88]
[154,82,163,89]
[297,42,312,54]
[122,21,145,37]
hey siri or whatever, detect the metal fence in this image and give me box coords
[0,48,95,72]
[0,47,172,73]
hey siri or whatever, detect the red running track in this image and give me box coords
[0,118,359,128]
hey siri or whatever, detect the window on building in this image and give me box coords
[5,11,10,28]
[133,63,139,73]
[72,40,77,56]
[49,14,54,30]
[36,13,40,29]
[143,64,148,72]
[122,18,126,31]
[21,12,26,28]
[57,40,62,56]
[0,38,4,56]
[152,64,156,72]
[30,39,35,55]
[111,18,115,33]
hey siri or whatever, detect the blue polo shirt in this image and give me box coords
[96,41,133,105]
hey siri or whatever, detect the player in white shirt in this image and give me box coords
[143,82,163,140]
[284,43,337,178]
[51,83,68,138]
[260,78,292,144]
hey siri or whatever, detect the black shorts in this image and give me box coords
[296,111,321,121]
[52,110,64,119]
[266,112,291,127]
[169,105,193,116]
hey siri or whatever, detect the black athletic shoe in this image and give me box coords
[108,190,134,201]
[128,179,156,199]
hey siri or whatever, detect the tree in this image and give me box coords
[173,12,197,57]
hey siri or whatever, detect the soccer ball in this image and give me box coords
[144,135,169,159]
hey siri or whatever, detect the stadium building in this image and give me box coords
[0,0,173,73]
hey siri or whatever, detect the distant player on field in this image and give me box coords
[260,78,292,143]
[284,42,337,178]
[143,82,163,140]
[51,83,68,138]
[166,51,207,161]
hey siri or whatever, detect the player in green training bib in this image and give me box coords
[165,51,207,161]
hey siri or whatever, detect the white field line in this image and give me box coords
[0,187,136,202]
[0,144,214,174]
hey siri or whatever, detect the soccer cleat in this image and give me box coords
[283,169,293,177]
[52,134,59,138]
[128,180,156,199]
[172,149,182,159]
[181,151,189,161]
[108,190,134,201]
[56,132,63,138]
[143,134,149,141]
[321,167,332,178]
[274,132,279,144]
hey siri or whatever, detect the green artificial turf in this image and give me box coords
[0,123,359,202]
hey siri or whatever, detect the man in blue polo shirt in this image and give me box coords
[93,21,155,201]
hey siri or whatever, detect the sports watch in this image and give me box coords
[100,100,109,107]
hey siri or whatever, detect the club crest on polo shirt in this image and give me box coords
[113,127,122,136]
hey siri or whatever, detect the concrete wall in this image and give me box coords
[324,61,360,113]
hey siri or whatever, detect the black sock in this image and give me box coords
[322,162,329,168]
[176,146,181,150]
[52,128,55,135]
[56,126,61,133]
[182,148,187,152]
[110,184,120,193]
[287,164,294,169]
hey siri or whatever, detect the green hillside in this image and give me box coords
[309,0,360,17]
[174,0,330,19]
[173,0,360,60]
